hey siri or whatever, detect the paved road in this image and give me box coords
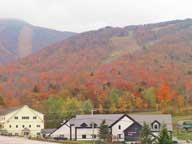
[0,136,59,144]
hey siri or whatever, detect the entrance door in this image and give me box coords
[24,132,29,136]
[22,128,31,137]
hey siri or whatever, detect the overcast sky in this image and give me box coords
[0,0,192,32]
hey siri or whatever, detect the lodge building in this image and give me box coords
[50,114,172,143]
[0,105,44,137]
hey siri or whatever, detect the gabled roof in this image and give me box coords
[129,114,173,131]
[49,120,70,136]
[67,113,172,131]
[0,105,44,122]
[0,105,43,116]
[0,106,22,116]
[109,114,139,128]
[50,113,173,137]
[69,114,124,127]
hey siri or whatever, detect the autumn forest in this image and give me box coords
[0,19,191,127]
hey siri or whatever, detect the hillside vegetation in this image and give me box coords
[0,19,191,122]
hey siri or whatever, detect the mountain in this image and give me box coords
[0,19,192,107]
[0,19,76,63]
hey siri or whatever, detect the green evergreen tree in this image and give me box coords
[140,122,152,144]
[99,120,110,142]
[156,124,172,144]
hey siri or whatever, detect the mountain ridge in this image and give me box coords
[0,19,191,109]
[0,19,76,63]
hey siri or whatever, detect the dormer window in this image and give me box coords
[118,125,121,130]
[151,120,160,130]
[154,124,158,129]
[80,123,88,128]
[90,123,97,128]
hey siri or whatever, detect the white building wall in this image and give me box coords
[71,125,76,140]
[76,128,99,141]
[50,123,71,140]
[111,116,134,141]
[1,105,44,137]
[4,121,43,137]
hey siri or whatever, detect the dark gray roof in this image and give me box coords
[68,114,172,131]
[0,106,22,116]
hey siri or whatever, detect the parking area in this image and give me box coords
[0,136,59,144]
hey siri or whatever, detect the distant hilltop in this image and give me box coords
[0,19,76,63]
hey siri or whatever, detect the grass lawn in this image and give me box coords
[172,115,192,140]
[175,132,192,141]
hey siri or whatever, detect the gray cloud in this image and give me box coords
[0,0,191,32]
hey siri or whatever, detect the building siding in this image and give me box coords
[49,114,172,142]
[50,123,70,140]
[0,105,44,137]
[111,116,134,141]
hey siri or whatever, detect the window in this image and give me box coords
[118,134,122,139]
[29,125,31,128]
[80,123,88,128]
[60,134,64,138]
[14,116,18,120]
[92,134,96,139]
[154,123,159,129]
[36,125,40,128]
[151,121,160,130]
[22,125,25,128]
[37,132,40,136]
[16,125,18,128]
[118,125,121,130]
[22,116,29,120]
[90,123,97,128]
[9,125,11,128]
[33,116,37,119]
[82,135,86,139]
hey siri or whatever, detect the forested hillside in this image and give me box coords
[0,19,191,123]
